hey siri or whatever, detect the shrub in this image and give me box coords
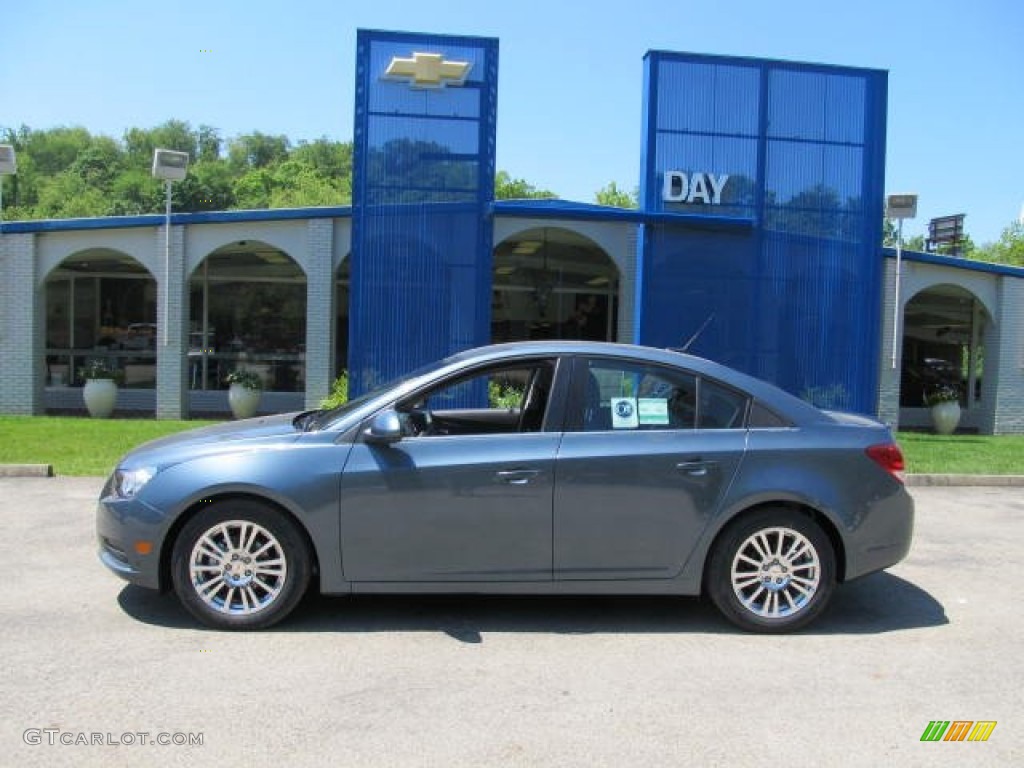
[320,370,349,409]
[79,358,119,381]
[225,369,264,390]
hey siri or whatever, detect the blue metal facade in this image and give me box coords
[637,53,887,414]
[349,30,499,395]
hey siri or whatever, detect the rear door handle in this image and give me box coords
[495,469,541,485]
[676,460,715,478]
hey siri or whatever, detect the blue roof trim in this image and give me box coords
[492,199,753,232]
[1,201,754,234]
[883,247,1024,278]
[644,49,887,78]
[1,206,353,234]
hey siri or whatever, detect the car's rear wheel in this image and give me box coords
[707,509,835,633]
[171,500,311,630]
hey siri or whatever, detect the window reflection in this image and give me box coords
[188,243,307,392]
[45,254,157,388]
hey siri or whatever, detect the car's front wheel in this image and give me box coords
[171,500,311,630]
[707,509,835,633]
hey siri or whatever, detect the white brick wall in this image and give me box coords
[155,225,189,419]
[876,258,901,427]
[992,277,1024,433]
[304,219,335,409]
[0,233,42,414]
[618,226,638,344]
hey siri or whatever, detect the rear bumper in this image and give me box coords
[844,486,915,581]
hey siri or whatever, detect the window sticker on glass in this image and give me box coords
[611,397,639,429]
[638,398,669,425]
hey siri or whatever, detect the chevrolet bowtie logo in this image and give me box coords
[384,52,472,88]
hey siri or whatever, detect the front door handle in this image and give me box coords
[495,469,541,485]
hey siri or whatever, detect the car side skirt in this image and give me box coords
[336,579,701,596]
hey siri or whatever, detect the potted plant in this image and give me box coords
[79,358,120,418]
[226,369,264,419]
[925,384,961,435]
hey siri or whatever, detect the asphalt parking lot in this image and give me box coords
[0,477,1020,767]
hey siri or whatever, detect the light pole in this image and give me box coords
[151,149,189,347]
[0,144,17,234]
[885,194,918,370]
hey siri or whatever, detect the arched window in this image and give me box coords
[492,227,620,343]
[189,241,306,393]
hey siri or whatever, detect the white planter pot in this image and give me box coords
[228,383,261,420]
[930,401,961,435]
[83,379,118,418]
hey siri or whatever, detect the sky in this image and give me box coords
[2,0,1021,244]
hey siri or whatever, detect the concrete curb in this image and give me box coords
[905,474,1024,487]
[0,464,54,478]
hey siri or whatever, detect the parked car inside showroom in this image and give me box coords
[97,341,913,633]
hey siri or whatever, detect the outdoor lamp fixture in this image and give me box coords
[151,149,190,345]
[886,193,918,370]
[0,143,17,234]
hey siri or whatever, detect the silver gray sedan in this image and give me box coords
[97,341,913,633]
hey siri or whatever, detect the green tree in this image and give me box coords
[935,234,975,258]
[228,132,290,170]
[124,120,198,165]
[34,171,109,218]
[108,168,161,216]
[197,124,222,163]
[68,137,123,190]
[22,125,94,175]
[291,138,353,180]
[232,167,275,209]
[176,161,236,211]
[882,217,898,246]
[594,181,638,208]
[904,234,927,251]
[494,170,556,200]
[268,160,347,207]
[974,220,1024,266]
[0,124,547,221]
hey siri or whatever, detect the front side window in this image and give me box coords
[574,358,748,431]
[398,360,556,437]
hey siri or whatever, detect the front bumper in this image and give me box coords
[95,487,167,591]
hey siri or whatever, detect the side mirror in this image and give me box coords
[364,410,403,444]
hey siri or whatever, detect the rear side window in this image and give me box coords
[749,401,791,428]
[699,380,748,429]
[572,358,750,431]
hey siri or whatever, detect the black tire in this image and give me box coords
[707,508,835,633]
[171,499,312,630]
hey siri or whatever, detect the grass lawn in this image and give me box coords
[0,416,220,477]
[0,417,1021,477]
[896,432,1024,475]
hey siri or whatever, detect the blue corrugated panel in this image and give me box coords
[638,52,887,415]
[349,30,498,395]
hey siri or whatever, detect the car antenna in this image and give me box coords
[680,313,715,353]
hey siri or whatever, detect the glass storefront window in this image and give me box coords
[45,253,157,389]
[189,243,307,392]
[492,228,619,343]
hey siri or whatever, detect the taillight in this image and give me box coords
[866,443,906,483]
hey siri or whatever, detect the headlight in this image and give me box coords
[113,467,156,499]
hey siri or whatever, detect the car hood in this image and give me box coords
[118,412,303,470]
